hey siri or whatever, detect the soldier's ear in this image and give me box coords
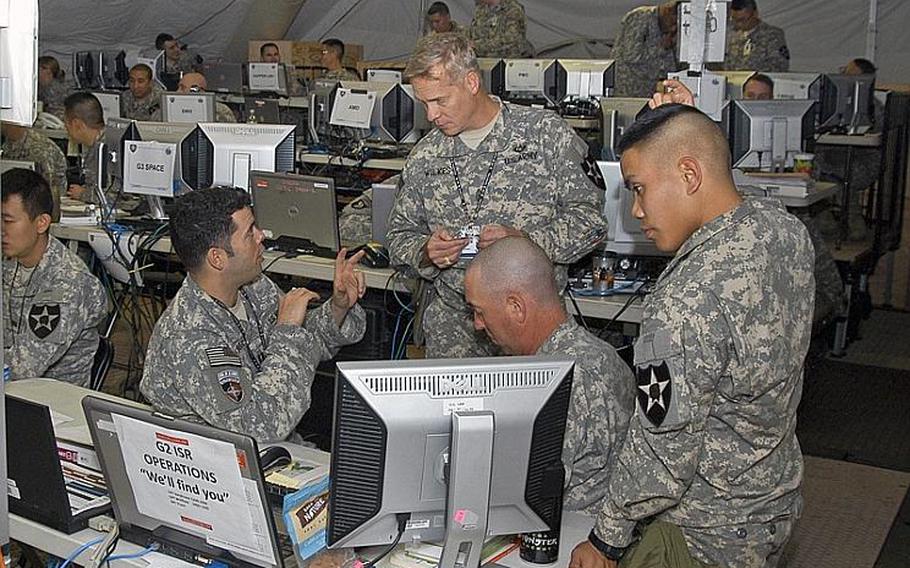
[465,69,481,95]
[206,247,226,271]
[35,213,52,235]
[506,292,526,323]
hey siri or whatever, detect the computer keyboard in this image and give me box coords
[265,236,337,259]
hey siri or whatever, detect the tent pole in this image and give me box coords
[865,0,877,62]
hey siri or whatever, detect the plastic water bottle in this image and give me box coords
[3,363,11,383]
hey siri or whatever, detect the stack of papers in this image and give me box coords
[733,169,815,198]
[383,536,519,568]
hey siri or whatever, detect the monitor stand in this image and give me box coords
[146,196,167,220]
[439,411,494,568]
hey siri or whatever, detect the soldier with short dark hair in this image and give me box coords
[426,2,464,35]
[1,168,108,386]
[724,0,790,72]
[121,63,164,121]
[140,187,367,443]
[63,92,111,205]
[387,33,605,358]
[320,39,360,81]
[570,104,813,568]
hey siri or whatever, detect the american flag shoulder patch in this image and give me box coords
[206,346,242,367]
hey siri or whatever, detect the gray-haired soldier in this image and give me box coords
[140,187,367,444]
[465,237,634,514]
[386,33,606,359]
[1,168,108,386]
[571,104,813,568]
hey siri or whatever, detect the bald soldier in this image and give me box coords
[464,237,634,513]
[570,104,814,567]
[176,72,238,123]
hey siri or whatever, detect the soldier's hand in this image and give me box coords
[649,79,695,109]
[277,287,320,327]
[569,541,617,568]
[330,248,367,326]
[67,184,88,200]
[478,224,525,249]
[423,229,469,269]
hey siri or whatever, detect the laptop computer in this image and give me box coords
[251,171,340,257]
[371,182,398,248]
[202,62,245,93]
[82,396,294,568]
[6,395,111,534]
[244,98,281,124]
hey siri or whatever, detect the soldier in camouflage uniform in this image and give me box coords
[469,0,529,58]
[426,2,466,35]
[338,188,373,246]
[140,187,367,444]
[571,105,813,568]
[121,64,164,122]
[465,237,634,514]
[724,0,789,72]
[612,2,681,97]
[1,169,108,386]
[320,39,362,82]
[175,73,237,123]
[387,33,606,358]
[1,122,66,219]
[37,56,71,119]
[163,37,201,75]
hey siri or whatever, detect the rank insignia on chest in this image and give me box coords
[218,369,244,403]
[636,362,673,427]
[28,303,60,339]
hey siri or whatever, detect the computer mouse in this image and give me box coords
[354,242,390,269]
[259,445,292,473]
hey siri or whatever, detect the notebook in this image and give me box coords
[6,395,111,533]
[82,396,295,568]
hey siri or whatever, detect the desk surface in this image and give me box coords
[816,132,882,147]
[52,224,644,324]
[298,152,407,171]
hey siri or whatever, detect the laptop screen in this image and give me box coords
[82,396,281,568]
[251,171,340,252]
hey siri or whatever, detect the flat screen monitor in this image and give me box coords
[203,62,245,93]
[244,98,281,124]
[99,50,129,89]
[251,171,339,251]
[127,49,166,89]
[716,71,755,100]
[308,80,340,145]
[121,120,200,195]
[329,86,376,130]
[366,69,402,83]
[667,70,727,122]
[327,356,573,568]
[161,92,216,123]
[181,123,296,191]
[74,51,100,90]
[337,81,428,143]
[597,161,666,256]
[246,63,288,96]
[729,99,816,171]
[818,73,875,134]
[556,59,615,100]
[92,91,121,123]
[477,58,505,97]
[503,59,559,107]
[122,140,178,198]
[764,72,823,102]
[600,98,650,159]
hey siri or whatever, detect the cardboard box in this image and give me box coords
[291,41,363,69]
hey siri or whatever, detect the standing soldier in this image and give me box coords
[469,0,530,58]
[724,0,789,72]
[611,2,681,97]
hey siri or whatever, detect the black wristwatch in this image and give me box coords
[588,529,627,561]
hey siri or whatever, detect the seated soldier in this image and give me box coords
[121,64,164,121]
[1,168,108,386]
[320,39,360,81]
[140,187,368,443]
[176,72,238,122]
[1,121,67,219]
[464,236,635,514]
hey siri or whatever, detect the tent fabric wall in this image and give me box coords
[37,1,908,83]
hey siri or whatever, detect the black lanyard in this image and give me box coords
[450,154,497,226]
[6,262,37,336]
[211,288,268,373]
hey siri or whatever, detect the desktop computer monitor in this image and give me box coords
[716,71,755,100]
[597,161,666,256]
[327,356,573,568]
[161,92,216,123]
[121,140,178,199]
[729,99,816,171]
[181,123,296,192]
[503,59,559,107]
[308,79,340,144]
[477,58,505,97]
[764,72,823,102]
[73,51,100,89]
[336,81,429,143]
[92,91,121,123]
[366,69,403,83]
[556,59,615,100]
[126,49,167,89]
[99,50,129,89]
[202,62,245,93]
[817,73,875,134]
[247,63,288,96]
[600,98,650,159]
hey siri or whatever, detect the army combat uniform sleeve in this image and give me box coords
[387,155,439,280]
[593,289,732,547]
[470,0,527,58]
[524,118,606,264]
